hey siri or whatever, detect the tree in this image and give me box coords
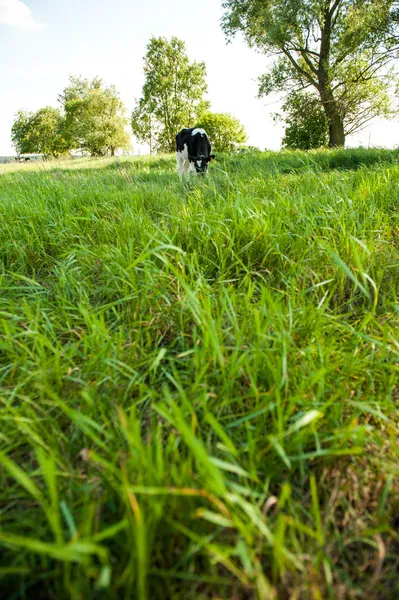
[222,0,399,147]
[60,76,129,156]
[132,36,210,153]
[11,110,33,156]
[277,92,329,150]
[11,107,69,158]
[195,111,247,152]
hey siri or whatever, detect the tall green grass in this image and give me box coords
[1,148,399,599]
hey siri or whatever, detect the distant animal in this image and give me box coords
[176,127,215,180]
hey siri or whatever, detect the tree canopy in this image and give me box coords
[11,110,33,156]
[59,76,130,156]
[11,107,69,158]
[132,36,209,152]
[222,0,399,147]
[196,111,247,152]
[11,77,129,158]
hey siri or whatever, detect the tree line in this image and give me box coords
[12,77,129,159]
[11,37,247,159]
[12,2,399,155]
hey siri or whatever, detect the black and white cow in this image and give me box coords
[176,127,215,180]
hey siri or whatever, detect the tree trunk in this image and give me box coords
[149,116,152,155]
[317,5,345,148]
[321,94,345,147]
[111,147,115,156]
[328,114,345,147]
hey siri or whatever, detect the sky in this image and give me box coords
[1,0,399,156]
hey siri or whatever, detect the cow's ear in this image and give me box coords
[210,154,215,161]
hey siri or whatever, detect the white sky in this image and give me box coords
[1,0,399,155]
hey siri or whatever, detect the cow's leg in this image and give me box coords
[188,160,197,176]
[184,160,191,176]
[176,152,184,181]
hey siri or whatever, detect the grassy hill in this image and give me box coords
[1,149,398,599]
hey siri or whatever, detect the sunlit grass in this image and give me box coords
[1,148,398,599]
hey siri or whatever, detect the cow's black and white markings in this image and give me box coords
[176,127,215,180]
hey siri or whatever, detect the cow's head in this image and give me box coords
[191,154,216,174]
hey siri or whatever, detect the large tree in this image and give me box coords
[196,111,247,152]
[60,76,129,156]
[222,0,399,147]
[132,37,210,153]
[11,107,69,158]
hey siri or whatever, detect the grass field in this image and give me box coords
[1,148,399,599]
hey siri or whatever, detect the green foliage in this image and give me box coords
[11,107,69,158]
[278,92,329,150]
[132,36,209,152]
[222,0,399,147]
[0,148,399,598]
[60,76,130,156]
[11,110,32,155]
[12,77,130,159]
[195,111,247,152]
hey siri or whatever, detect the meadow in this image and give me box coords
[0,148,398,599]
